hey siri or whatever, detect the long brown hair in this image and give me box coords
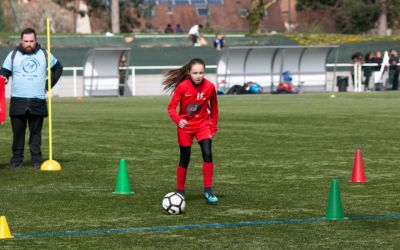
[162,58,206,93]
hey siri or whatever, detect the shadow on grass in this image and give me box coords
[0,158,73,170]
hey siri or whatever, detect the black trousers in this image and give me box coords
[389,68,399,90]
[10,114,44,164]
[190,34,198,44]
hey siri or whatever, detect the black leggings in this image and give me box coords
[179,139,212,168]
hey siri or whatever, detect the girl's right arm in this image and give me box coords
[167,87,182,125]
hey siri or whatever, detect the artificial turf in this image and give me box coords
[1,92,400,249]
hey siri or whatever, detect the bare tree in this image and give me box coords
[248,0,278,34]
[111,0,120,33]
[377,0,387,35]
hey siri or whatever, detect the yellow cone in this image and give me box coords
[40,159,62,171]
[0,216,14,239]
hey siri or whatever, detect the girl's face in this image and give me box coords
[189,64,205,85]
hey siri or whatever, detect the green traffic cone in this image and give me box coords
[113,159,134,195]
[324,178,346,220]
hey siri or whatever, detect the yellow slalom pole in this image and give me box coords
[47,18,53,161]
[40,18,61,171]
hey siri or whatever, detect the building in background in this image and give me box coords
[3,0,297,34]
[143,0,297,33]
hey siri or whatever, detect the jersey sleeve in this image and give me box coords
[209,84,219,134]
[167,85,183,125]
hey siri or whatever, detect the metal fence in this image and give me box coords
[64,63,389,96]
[3,63,389,98]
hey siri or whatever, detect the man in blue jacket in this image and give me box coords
[0,27,63,168]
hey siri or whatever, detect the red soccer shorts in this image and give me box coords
[178,126,212,146]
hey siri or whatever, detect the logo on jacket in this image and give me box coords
[186,103,200,116]
[22,58,39,73]
[197,92,205,101]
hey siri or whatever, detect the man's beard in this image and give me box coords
[22,45,35,54]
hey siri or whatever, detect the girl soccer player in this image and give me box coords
[163,58,219,205]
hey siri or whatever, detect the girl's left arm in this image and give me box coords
[210,85,218,135]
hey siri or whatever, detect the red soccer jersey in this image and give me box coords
[0,76,6,123]
[168,78,218,133]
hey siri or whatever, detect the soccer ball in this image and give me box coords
[162,192,186,214]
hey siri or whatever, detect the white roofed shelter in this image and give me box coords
[83,48,131,97]
[216,45,339,93]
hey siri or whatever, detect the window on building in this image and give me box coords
[239,8,248,18]
[208,0,223,4]
[196,6,209,16]
[191,0,205,4]
[175,0,189,4]
[167,0,173,13]
[145,8,155,17]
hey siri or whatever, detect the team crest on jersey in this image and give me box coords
[197,92,206,101]
[21,58,40,73]
[186,103,200,116]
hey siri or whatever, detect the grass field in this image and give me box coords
[1,93,400,249]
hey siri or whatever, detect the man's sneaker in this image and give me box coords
[32,163,42,169]
[9,161,23,169]
[204,191,218,205]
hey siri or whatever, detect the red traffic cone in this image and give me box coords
[351,149,367,182]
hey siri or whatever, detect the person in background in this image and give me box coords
[351,52,363,88]
[213,33,225,51]
[373,50,384,90]
[188,24,203,46]
[162,58,219,205]
[175,24,183,33]
[363,51,376,91]
[373,50,383,72]
[164,23,174,34]
[119,54,127,96]
[388,49,399,90]
[0,27,63,169]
